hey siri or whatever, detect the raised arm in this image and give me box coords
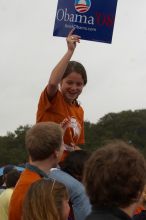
[46,29,80,99]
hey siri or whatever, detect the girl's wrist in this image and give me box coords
[65,49,74,59]
[67,48,74,54]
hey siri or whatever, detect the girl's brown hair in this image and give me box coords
[62,61,87,86]
[22,178,69,220]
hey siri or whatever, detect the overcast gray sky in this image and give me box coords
[0,0,146,135]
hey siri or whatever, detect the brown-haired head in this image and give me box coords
[22,178,69,220]
[84,140,146,208]
[25,122,63,161]
[62,61,87,86]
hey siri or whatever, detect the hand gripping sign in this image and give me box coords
[53,0,118,44]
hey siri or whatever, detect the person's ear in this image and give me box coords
[59,83,62,91]
[60,81,62,85]
[53,150,59,159]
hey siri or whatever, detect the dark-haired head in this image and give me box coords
[5,169,21,188]
[60,150,90,182]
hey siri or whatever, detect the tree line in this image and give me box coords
[1,109,146,166]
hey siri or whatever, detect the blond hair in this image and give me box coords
[22,178,69,220]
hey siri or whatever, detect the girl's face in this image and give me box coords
[60,72,84,103]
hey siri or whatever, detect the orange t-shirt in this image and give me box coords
[36,88,85,147]
[9,169,41,220]
[134,205,145,215]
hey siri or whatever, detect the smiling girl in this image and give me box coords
[36,29,87,159]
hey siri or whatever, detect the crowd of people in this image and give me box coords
[0,124,146,220]
[0,29,146,220]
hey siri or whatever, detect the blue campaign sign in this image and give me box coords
[53,0,118,44]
